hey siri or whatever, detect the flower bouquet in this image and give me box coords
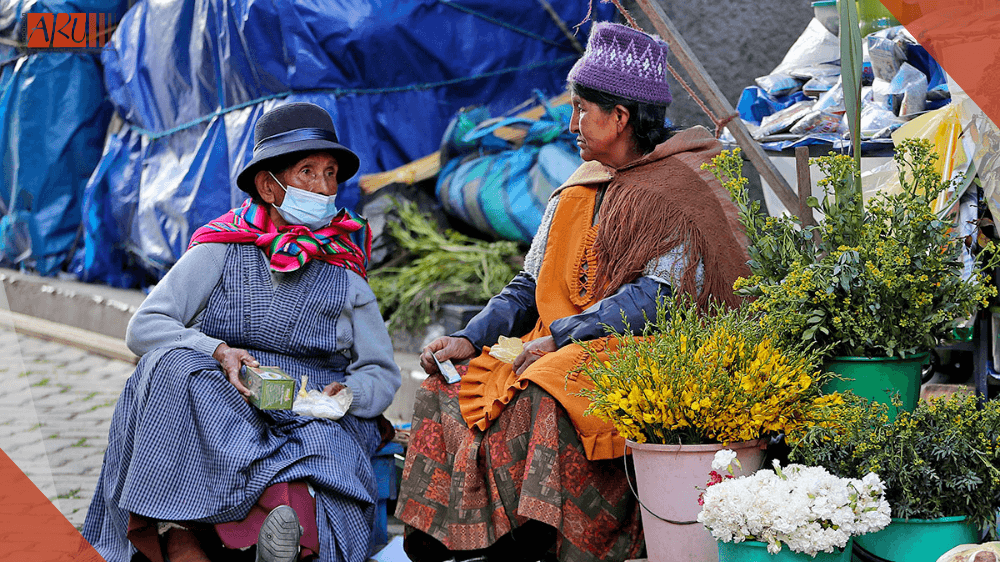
[698,450,891,556]
[577,296,853,561]
[578,295,846,446]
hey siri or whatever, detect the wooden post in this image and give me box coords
[631,0,801,214]
[795,146,815,226]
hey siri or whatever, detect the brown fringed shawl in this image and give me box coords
[558,126,750,309]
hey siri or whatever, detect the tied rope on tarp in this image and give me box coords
[73,0,612,288]
[128,57,579,141]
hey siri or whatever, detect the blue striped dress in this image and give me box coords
[82,244,382,562]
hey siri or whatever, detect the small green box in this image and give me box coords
[240,365,295,410]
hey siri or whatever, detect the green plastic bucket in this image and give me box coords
[822,353,927,420]
[718,539,852,562]
[854,516,979,562]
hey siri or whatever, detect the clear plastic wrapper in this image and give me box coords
[788,64,842,80]
[790,110,844,135]
[871,78,893,111]
[292,375,353,420]
[755,73,803,98]
[803,75,839,98]
[860,104,904,137]
[488,335,524,364]
[814,78,845,114]
[867,32,907,82]
[889,62,928,117]
[755,100,815,138]
[771,18,841,75]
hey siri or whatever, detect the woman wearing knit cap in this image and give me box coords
[396,22,749,562]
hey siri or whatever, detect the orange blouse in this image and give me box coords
[458,183,625,461]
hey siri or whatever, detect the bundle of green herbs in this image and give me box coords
[368,199,522,334]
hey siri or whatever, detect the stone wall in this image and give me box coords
[621,0,814,131]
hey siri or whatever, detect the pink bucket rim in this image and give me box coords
[625,438,765,453]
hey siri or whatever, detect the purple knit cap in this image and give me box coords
[568,22,672,106]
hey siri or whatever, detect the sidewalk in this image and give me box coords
[0,321,134,528]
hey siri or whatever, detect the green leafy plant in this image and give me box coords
[789,394,1000,535]
[368,199,521,333]
[707,139,1000,357]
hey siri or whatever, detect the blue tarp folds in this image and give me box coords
[0,0,130,275]
[63,0,610,287]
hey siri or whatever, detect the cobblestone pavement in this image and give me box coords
[0,322,410,556]
[0,324,134,531]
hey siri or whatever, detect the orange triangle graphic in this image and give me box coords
[0,448,105,561]
[879,0,1000,128]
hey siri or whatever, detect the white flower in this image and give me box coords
[712,449,739,472]
[698,464,891,555]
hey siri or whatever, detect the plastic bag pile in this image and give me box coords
[735,18,949,151]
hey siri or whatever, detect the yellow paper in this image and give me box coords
[889,103,968,212]
[488,335,524,364]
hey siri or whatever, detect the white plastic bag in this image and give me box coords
[292,375,353,420]
[771,18,841,75]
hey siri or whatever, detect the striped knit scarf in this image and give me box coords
[188,199,371,278]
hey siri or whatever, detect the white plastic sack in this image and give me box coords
[292,375,353,420]
[771,18,841,76]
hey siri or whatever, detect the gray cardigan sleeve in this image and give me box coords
[125,243,227,357]
[340,270,402,418]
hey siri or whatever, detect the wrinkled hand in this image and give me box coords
[212,343,258,398]
[420,336,476,375]
[513,336,556,375]
[323,382,347,396]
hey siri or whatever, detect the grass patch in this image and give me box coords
[88,399,116,412]
[56,488,81,500]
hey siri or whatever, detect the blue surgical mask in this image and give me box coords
[268,171,342,230]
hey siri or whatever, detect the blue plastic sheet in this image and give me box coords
[72,0,611,287]
[737,87,809,126]
[0,0,130,275]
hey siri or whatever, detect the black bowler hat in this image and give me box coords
[236,102,361,194]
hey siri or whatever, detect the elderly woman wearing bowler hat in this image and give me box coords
[82,102,401,562]
[395,23,750,562]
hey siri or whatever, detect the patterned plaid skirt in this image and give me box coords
[395,373,644,562]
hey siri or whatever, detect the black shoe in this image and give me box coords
[255,505,303,562]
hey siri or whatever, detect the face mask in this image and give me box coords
[268,171,342,230]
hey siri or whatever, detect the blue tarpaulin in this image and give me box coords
[65,0,610,287]
[0,0,130,275]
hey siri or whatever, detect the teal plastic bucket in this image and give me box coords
[854,516,979,562]
[718,539,853,562]
[823,354,927,421]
